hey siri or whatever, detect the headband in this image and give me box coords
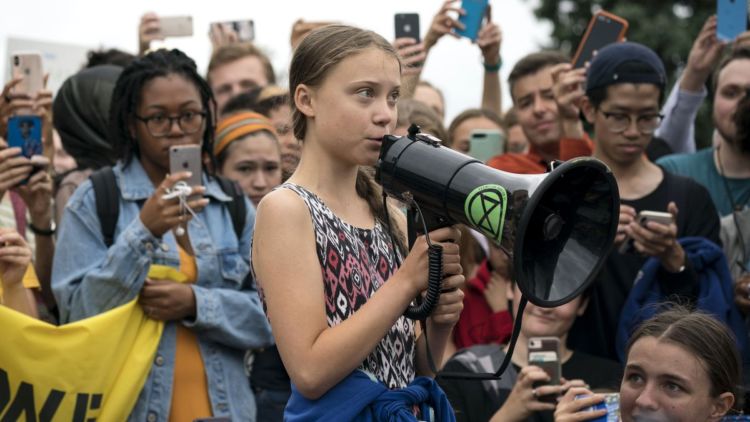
[214,111,277,156]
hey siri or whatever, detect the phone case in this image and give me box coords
[528,337,561,384]
[160,16,194,38]
[456,0,489,41]
[717,0,748,41]
[169,145,203,191]
[468,129,505,162]
[571,11,629,68]
[212,20,255,42]
[395,13,421,42]
[7,115,43,158]
[11,52,43,95]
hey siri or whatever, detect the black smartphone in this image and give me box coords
[395,13,421,42]
[572,11,629,69]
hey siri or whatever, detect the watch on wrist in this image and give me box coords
[28,220,56,236]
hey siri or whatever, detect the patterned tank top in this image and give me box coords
[282,183,416,389]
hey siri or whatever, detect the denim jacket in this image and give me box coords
[52,159,273,422]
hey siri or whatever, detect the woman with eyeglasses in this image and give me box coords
[52,49,273,422]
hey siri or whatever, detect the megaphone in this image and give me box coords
[376,126,620,313]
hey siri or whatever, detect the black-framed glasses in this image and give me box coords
[598,109,664,134]
[135,111,206,137]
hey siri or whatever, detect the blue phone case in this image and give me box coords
[456,0,489,41]
[6,115,43,158]
[717,0,748,41]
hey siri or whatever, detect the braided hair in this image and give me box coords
[109,48,217,173]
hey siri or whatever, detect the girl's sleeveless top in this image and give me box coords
[282,183,415,389]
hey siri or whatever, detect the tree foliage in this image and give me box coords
[531,0,716,147]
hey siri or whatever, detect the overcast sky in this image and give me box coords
[0,0,551,122]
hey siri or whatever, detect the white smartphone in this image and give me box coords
[10,51,44,95]
[618,210,674,254]
[160,16,194,38]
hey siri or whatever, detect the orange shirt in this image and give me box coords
[487,135,594,174]
[169,246,213,421]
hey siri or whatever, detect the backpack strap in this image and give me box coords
[90,167,120,247]
[215,176,247,241]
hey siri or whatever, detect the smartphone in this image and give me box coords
[395,13,421,42]
[10,51,44,96]
[211,20,255,42]
[618,210,674,254]
[571,11,629,69]
[7,115,43,158]
[169,145,202,199]
[455,0,489,41]
[717,0,748,41]
[160,16,194,38]
[528,337,561,403]
[468,129,505,162]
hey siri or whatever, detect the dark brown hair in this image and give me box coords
[207,42,276,86]
[626,305,741,399]
[396,99,448,142]
[447,108,504,147]
[508,51,568,102]
[289,24,406,252]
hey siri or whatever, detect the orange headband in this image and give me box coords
[214,111,278,157]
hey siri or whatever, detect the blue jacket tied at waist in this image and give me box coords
[284,370,457,422]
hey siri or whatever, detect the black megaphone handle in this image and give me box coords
[403,203,444,320]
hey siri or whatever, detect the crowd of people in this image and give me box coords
[1,1,749,420]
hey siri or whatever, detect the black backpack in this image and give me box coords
[89,167,246,247]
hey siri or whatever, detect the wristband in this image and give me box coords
[483,57,502,73]
[28,221,56,236]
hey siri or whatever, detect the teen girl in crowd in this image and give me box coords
[555,307,740,421]
[215,111,282,208]
[252,25,465,420]
[52,49,272,421]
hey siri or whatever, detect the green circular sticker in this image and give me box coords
[464,184,508,243]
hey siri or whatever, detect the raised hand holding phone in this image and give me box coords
[423,0,465,51]
[571,11,628,69]
[455,0,489,41]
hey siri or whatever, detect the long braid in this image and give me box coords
[109,49,217,173]
[355,167,407,255]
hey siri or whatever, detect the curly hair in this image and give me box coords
[109,49,217,173]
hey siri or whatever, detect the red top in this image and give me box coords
[453,260,513,349]
[486,135,594,174]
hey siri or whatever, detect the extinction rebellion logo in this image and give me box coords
[464,184,508,244]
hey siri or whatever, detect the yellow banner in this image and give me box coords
[0,265,186,421]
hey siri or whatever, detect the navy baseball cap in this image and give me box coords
[585,42,666,94]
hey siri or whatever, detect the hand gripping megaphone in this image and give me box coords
[376,125,620,317]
